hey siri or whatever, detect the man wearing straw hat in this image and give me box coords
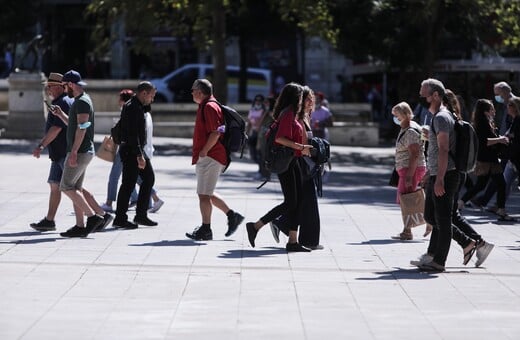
[30,72,74,231]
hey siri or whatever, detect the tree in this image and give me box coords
[87,0,338,102]
[332,0,520,101]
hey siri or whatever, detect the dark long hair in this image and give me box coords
[472,98,496,136]
[272,82,303,120]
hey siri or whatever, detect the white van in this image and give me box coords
[150,63,271,103]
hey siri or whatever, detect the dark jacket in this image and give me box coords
[120,96,147,158]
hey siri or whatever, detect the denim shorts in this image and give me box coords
[60,152,93,191]
[48,158,65,184]
[196,156,225,195]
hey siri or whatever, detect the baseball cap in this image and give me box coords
[62,70,87,86]
[42,72,63,86]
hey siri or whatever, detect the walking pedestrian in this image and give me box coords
[245,82,314,252]
[185,79,244,241]
[30,72,73,231]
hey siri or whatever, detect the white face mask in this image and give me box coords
[393,116,401,126]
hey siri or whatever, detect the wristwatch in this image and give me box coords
[38,144,44,150]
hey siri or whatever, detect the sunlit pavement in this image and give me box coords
[1,136,519,340]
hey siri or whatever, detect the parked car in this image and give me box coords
[149,63,271,103]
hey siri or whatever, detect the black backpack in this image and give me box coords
[432,110,478,173]
[202,99,248,172]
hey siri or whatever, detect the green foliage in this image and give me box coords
[0,0,40,45]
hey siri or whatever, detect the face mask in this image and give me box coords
[393,116,401,126]
[254,104,262,110]
[495,95,505,104]
[419,97,430,109]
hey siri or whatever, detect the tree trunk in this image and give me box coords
[212,0,227,103]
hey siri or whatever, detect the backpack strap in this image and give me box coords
[430,109,457,162]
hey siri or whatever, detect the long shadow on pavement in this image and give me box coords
[129,240,207,247]
[219,247,286,258]
[356,268,440,281]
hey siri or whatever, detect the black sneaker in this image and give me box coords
[85,215,104,234]
[246,222,258,248]
[97,213,114,232]
[112,220,138,229]
[286,242,311,252]
[225,212,244,237]
[60,225,88,238]
[186,226,213,241]
[30,217,56,231]
[134,216,158,226]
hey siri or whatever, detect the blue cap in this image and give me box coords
[62,70,87,86]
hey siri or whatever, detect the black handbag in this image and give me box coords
[389,168,399,187]
[266,145,294,174]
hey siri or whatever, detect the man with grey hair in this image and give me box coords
[416,78,459,272]
[185,79,244,241]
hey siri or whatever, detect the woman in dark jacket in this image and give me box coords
[458,99,513,221]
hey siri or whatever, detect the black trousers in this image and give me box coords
[274,158,321,247]
[260,158,302,231]
[424,170,460,266]
[115,146,155,222]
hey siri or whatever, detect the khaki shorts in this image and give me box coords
[474,161,502,176]
[60,152,93,191]
[196,156,225,195]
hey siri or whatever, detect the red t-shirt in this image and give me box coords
[275,108,304,157]
[192,97,227,165]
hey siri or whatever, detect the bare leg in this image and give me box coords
[82,188,105,216]
[199,194,212,224]
[210,192,230,214]
[63,189,94,219]
[73,203,84,227]
[46,183,61,221]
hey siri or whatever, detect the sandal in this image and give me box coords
[391,232,413,240]
[463,243,477,265]
[423,224,432,237]
[498,214,517,222]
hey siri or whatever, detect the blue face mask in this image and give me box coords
[495,95,505,104]
[393,116,401,126]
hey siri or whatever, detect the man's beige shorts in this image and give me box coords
[196,156,225,195]
[60,152,93,191]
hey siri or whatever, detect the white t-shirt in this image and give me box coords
[143,112,154,159]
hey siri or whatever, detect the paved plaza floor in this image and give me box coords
[1,136,519,340]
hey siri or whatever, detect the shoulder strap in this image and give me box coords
[397,126,420,143]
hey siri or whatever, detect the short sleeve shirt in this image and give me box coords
[192,96,227,165]
[46,93,73,161]
[275,108,304,157]
[248,108,264,132]
[427,109,456,175]
[66,92,95,154]
[395,121,426,170]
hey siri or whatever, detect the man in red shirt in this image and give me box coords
[186,79,244,241]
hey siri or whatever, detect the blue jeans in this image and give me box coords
[107,151,138,202]
[424,170,460,266]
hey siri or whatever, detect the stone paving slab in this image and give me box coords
[1,136,520,340]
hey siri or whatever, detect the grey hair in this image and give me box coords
[421,78,446,97]
[494,81,511,92]
[192,79,213,96]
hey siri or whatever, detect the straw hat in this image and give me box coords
[43,72,63,86]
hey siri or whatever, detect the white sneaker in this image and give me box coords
[100,203,113,213]
[475,240,494,267]
[148,199,164,213]
[410,253,433,267]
